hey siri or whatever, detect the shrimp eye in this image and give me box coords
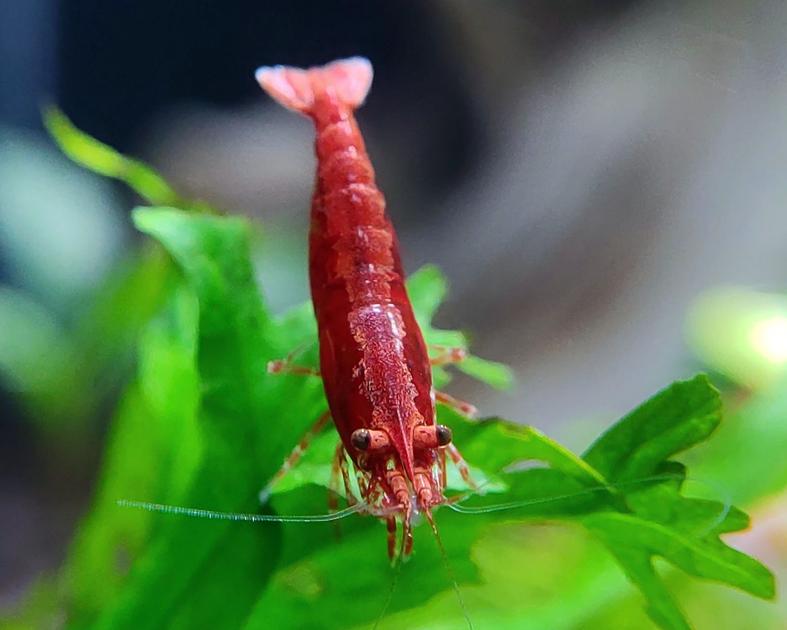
[351,429,372,451]
[435,424,452,446]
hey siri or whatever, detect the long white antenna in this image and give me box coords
[447,473,732,537]
[117,499,365,523]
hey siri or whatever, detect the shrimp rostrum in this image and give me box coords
[256,57,477,559]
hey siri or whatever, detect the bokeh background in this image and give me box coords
[3,1,787,626]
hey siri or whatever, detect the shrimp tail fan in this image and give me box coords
[255,57,373,115]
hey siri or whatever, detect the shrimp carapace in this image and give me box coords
[256,57,476,559]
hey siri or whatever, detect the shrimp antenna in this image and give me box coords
[117,499,365,523]
[425,510,474,630]
[446,472,678,514]
[372,556,403,630]
[447,473,733,537]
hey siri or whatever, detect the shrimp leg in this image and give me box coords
[328,442,343,514]
[446,443,480,491]
[267,343,320,376]
[429,346,478,416]
[328,442,357,539]
[267,358,320,377]
[435,390,478,417]
[386,516,397,561]
[329,443,357,507]
[438,448,448,493]
[429,345,467,367]
[259,411,331,504]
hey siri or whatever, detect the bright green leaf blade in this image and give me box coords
[136,286,202,501]
[43,107,206,210]
[63,286,201,623]
[577,376,774,630]
[621,462,749,537]
[585,511,775,599]
[442,407,603,487]
[245,506,488,630]
[423,328,468,350]
[89,208,288,629]
[60,384,161,620]
[583,375,722,482]
[248,383,771,630]
[596,543,691,630]
[456,355,514,390]
[406,264,447,323]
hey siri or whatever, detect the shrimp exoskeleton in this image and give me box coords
[256,57,478,560]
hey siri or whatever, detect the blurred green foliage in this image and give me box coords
[0,110,781,630]
[687,287,787,390]
[43,107,209,212]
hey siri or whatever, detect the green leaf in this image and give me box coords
[392,381,771,630]
[61,286,200,623]
[596,543,690,630]
[407,264,447,322]
[0,286,82,422]
[446,409,603,487]
[583,375,722,482]
[83,207,321,629]
[585,511,774,630]
[9,184,772,630]
[43,107,210,211]
[585,512,773,599]
[456,355,514,390]
[61,384,160,620]
[576,377,774,630]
